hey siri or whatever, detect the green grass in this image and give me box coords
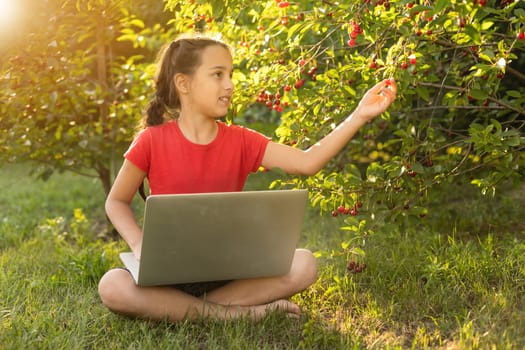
[1,163,524,349]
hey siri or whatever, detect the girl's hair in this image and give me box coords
[142,35,231,128]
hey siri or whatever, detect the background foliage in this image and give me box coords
[0,0,161,194]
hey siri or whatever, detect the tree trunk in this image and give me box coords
[97,164,112,198]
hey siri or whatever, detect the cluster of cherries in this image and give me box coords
[363,0,391,9]
[255,90,289,113]
[347,22,364,48]
[274,0,306,26]
[347,260,367,274]
[275,0,290,7]
[299,59,318,81]
[254,58,318,112]
[331,201,363,217]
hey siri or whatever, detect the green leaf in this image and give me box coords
[506,90,523,98]
[514,8,525,18]
[129,19,145,29]
[434,0,449,13]
[416,86,430,102]
[464,24,481,44]
[410,162,425,174]
[481,21,494,30]
[366,162,384,182]
[469,89,488,101]
[287,23,303,40]
[345,164,362,181]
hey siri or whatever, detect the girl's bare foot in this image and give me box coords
[249,299,301,320]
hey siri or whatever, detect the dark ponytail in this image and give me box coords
[141,35,231,129]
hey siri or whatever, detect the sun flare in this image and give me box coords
[0,0,20,28]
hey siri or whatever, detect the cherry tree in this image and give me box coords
[160,0,524,238]
[0,0,163,194]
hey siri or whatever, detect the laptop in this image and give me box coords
[120,189,308,286]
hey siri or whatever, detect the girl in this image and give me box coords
[98,35,397,322]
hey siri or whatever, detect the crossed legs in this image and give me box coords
[98,248,317,322]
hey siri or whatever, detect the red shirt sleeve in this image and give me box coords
[124,128,152,173]
[235,124,271,173]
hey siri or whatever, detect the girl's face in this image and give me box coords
[183,45,234,119]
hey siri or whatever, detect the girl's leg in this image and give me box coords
[98,269,302,322]
[99,249,317,321]
[203,248,318,306]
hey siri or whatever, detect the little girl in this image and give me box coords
[98,35,397,322]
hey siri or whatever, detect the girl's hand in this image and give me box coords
[353,79,397,123]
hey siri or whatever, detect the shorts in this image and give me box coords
[173,280,232,297]
[120,268,231,297]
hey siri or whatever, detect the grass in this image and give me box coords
[1,163,524,349]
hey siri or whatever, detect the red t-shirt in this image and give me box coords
[124,120,270,195]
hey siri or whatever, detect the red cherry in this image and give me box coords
[294,79,305,89]
[350,208,358,216]
[352,23,362,34]
[347,39,356,47]
[278,1,289,7]
[518,32,525,40]
[284,85,292,92]
[401,62,409,70]
[299,59,307,66]
[337,205,346,214]
[369,61,377,69]
[331,210,339,217]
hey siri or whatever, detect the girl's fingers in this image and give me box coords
[378,79,397,103]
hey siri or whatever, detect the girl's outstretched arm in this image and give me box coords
[261,79,397,175]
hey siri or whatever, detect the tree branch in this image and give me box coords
[409,105,506,112]
[506,65,525,82]
[417,82,525,115]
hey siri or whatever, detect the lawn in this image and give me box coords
[1,163,524,349]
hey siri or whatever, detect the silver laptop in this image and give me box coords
[120,189,308,286]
